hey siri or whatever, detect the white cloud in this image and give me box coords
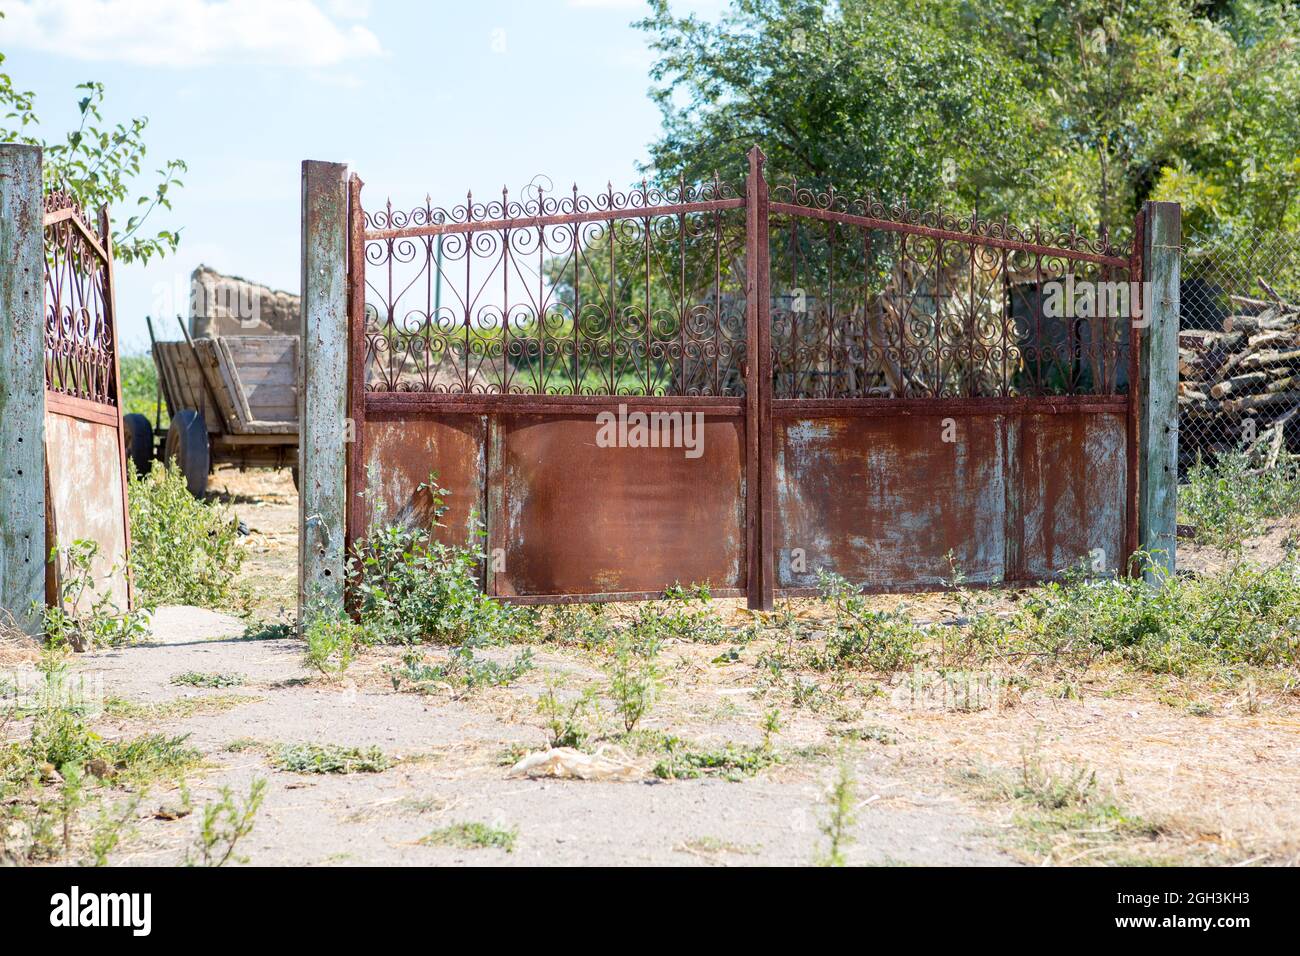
[0,0,384,68]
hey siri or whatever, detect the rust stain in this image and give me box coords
[493,412,745,596]
[775,414,1006,589]
[1020,411,1126,576]
[362,415,485,550]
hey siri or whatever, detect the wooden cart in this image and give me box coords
[131,321,299,496]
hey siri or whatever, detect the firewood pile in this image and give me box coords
[1179,279,1300,470]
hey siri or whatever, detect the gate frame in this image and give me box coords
[299,151,1180,621]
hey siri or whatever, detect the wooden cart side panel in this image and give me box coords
[217,335,300,427]
[193,338,246,430]
[221,336,298,424]
[154,342,222,432]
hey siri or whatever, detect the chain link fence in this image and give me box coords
[1179,227,1300,477]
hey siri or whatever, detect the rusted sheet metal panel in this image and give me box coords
[1020,411,1127,578]
[44,411,129,611]
[774,414,1006,589]
[491,413,745,597]
[361,415,486,551]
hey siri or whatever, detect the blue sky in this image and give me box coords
[0,0,724,351]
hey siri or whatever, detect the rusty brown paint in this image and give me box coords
[343,153,1141,607]
[491,413,745,597]
[362,414,486,553]
[1019,411,1127,578]
[774,414,1007,589]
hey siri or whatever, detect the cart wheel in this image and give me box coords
[291,465,299,491]
[122,413,154,476]
[165,409,210,497]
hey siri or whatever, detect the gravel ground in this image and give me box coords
[70,606,1010,866]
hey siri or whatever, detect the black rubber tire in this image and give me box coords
[165,409,210,497]
[122,413,154,476]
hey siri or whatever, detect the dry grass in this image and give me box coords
[0,622,40,666]
[208,465,299,618]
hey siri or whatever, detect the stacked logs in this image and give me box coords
[1179,283,1300,469]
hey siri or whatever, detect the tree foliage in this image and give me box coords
[637,0,1300,242]
[638,0,1037,216]
[0,31,185,264]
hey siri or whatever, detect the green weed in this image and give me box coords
[188,778,266,866]
[128,462,246,608]
[1181,450,1300,553]
[653,739,777,781]
[273,743,392,774]
[537,678,599,749]
[170,671,246,688]
[302,608,360,677]
[42,540,150,651]
[420,821,516,852]
[389,645,534,696]
[347,475,533,646]
[606,631,661,732]
[816,757,857,867]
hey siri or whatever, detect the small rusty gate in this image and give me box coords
[343,148,1144,610]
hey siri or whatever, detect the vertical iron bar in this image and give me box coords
[745,146,774,611]
[345,173,367,566]
[1125,209,1144,574]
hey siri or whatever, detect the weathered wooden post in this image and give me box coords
[299,160,349,620]
[0,144,46,637]
[1138,200,1181,578]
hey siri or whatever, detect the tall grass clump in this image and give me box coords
[1018,556,1300,673]
[1181,450,1300,552]
[128,463,244,607]
[347,476,532,646]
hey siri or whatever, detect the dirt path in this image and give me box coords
[76,606,1009,866]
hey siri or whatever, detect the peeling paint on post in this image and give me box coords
[0,144,45,637]
[1139,201,1180,578]
[299,160,349,620]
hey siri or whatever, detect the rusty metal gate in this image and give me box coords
[42,189,132,610]
[345,148,1141,610]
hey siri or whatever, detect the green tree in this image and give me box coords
[637,0,1300,242]
[639,0,1037,217]
[1,30,185,263]
[971,0,1300,239]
